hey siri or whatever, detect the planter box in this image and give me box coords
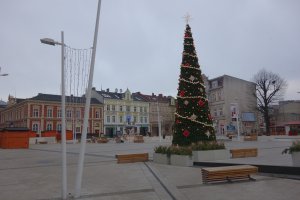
[292,152,300,167]
[170,154,193,167]
[153,153,170,165]
[192,149,230,162]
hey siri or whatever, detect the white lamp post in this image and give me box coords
[40,32,67,200]
[75,0,102,198]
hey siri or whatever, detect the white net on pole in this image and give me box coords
[64,46,92,142]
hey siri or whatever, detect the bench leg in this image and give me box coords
[226,177,233,183]
[248,175,256,181]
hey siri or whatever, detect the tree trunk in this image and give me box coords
[264,109,270,135]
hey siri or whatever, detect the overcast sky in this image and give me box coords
[1,0,299,101]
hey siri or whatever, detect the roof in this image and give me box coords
[30,93,102,104]
[134,92,172,103]
[97,91,123,100]
[96,90,147,102]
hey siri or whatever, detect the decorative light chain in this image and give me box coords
[175,112,214,127]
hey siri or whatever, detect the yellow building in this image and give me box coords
[91,88,150,137]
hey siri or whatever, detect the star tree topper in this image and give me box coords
[183,13,192,24]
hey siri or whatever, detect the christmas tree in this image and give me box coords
[172,22,216,146]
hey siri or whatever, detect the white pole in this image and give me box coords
[61,31,67,200]
[236,112,240,141]
[75,0,101,197]
[236,103,240,141]
[157,100,161,142]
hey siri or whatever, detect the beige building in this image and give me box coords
[135,93,176,136]
[206,75,258,136]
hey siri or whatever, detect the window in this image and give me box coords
[95,111,100,118]
[219,108,223,116]
[133,116,137,123]
[214,109,217,117]
[66,110,72,118]
[126,106,130,112]
[33,108,39,117]
[112,116,116,123]
[120,105,123,111]
[144,107,147,113]
[76,127,81,133]
[46,123,52,131]
[107,116,110,123]
[134,106,137,112]
[47,108,53,118]
[119,115,123,123]
[212,80,218,88]
[140,107,143,112]
[106,105,110,111]
[144,117,148,123]
[76,110,81,118]
[57,124,62,131]
[57,109,62,118]
[112,105,115,111]
[32,123,39,132]
[140,117,143,123]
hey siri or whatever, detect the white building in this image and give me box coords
[207,75,258,136]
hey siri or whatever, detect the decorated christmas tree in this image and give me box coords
[172,21,216,146]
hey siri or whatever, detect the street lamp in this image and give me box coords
[0,67,8,76]
[40,32,67,200]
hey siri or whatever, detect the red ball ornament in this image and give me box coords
[183,130,190,137]
[179,90,185,97]
[208,114,213,120]
[176,120,181,124]
[198,99,205,107]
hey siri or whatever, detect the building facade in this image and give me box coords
[270,100,300,135]
[206,75,258,136]
[0,94,104,135]
[91,88,150,137]
[135,92,176,136]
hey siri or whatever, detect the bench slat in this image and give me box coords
[201,165,258,184]
[116,153,148,164]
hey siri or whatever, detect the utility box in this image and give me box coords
[0,127,30,149]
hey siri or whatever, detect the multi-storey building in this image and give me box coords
[91,88,150,136]
[270,100,300,135]
[0,94,104,135]
[135,92,176,136]
[206,75,258,136]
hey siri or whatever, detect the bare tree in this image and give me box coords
[253,69,287,135]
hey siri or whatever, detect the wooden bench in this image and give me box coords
[115,153,149,164]
[201,165,258,184]
[244,135,257,141]
[133,135,144,143]
[97,137,108,143]
[230,148,258,158]
[226,133,236,139]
